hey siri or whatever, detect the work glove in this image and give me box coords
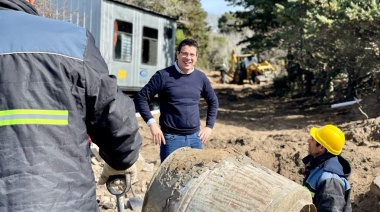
[98,163,138,185]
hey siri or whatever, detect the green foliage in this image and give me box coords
[282,0,380,100]
[227,0,380,101]
[225,0,288,52]
[179,0,210,66]
[218,12,239,33]
[207,35,228,69]
[175,29,186,47]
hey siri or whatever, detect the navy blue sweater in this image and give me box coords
[134,65,218,135]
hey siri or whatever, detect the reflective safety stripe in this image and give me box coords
[0,109,68,126]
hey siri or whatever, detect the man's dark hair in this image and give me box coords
[177,39,198,53]
[316,142,330,154]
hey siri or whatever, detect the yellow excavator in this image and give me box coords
[228,52,275,85]
[246,60,275,84]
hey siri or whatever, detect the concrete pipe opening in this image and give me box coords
[142,148,316,212]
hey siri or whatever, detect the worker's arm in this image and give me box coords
[314,178,349,212]
[134,71,166,145]
[134,71,163,124]
[83,31,142,170]
[200,74,218,143]
[202,76,218,129]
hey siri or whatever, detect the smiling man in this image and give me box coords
[134,39,219,162]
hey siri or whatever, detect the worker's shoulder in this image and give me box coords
[4,10,88,59]
[34,14,87,40]
[8,10,85,34]
[318,172,350,190]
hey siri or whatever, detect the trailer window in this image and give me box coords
[141,27,158,65]
[114,20,133,62]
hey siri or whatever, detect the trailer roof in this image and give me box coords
[109,0,178,21]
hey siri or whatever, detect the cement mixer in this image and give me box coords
[142,148,316,212]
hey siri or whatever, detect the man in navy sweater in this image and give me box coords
[134,39,219,162]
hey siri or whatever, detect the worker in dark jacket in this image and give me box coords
[303,124,352,211]
[134,39,218,162]
[0,0,142,211]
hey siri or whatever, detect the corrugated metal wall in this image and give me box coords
[37,0,176,92]
[101,0,176,90]
[40,0,102,47]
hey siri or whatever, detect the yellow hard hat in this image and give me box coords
[310,124,345,155]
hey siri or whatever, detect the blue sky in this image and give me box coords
[200,0,244,15]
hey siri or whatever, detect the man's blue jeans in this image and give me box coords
[160,132,202,162]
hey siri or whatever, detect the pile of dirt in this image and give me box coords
[93,70,380,212]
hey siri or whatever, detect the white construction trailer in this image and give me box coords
[38,0,177,93]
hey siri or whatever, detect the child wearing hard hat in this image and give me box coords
[302,124,352,211]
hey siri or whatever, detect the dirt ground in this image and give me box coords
[94,70,380,212]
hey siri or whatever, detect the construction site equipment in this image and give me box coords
[247,61,276,84]
[126,174,144,211]
[331,99,362,109]
[142,148,316,212]
[229,54,275,85]
[106,174,143,212]
[331,98,369,119]
[106,175,128,212]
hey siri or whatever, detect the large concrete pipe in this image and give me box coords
[142,148,316,212]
